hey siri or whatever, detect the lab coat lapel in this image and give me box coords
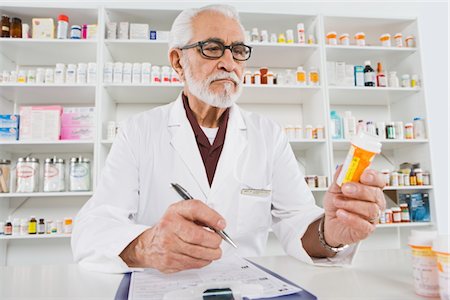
[210,104,247,199]
[169,95,210,199]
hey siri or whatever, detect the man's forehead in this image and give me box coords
[191,11,244,43]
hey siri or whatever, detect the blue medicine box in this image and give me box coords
[0,127,19,141]
[0,114,20,128]
[401,192,431,222]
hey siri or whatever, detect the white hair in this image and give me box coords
[168,4,245,49]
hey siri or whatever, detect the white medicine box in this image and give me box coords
[32,18,55,39]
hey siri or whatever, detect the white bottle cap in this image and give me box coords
[297,66,304,72]
[364,61,371,66]
[297,23,304,30]
[350,131,382,154]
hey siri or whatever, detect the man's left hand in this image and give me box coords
[322,166,387,247]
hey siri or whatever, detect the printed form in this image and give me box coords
[129,255,301,299]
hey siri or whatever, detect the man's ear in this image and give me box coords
[169,48,185,81]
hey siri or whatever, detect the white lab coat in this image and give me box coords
[72,94,356,273]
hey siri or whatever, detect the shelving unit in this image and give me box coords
[0,4,435,264]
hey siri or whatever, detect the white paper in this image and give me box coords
[129,255,301,300]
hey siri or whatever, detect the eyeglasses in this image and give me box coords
[180,39,252,61]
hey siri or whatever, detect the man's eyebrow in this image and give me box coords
[206,37,246,45]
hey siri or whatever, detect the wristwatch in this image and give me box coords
[318,216,349,253]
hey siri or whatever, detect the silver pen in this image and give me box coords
[170,183,238,248]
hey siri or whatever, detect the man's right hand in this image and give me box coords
[119,199,226,273]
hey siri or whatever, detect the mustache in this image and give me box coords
[207,71,241,86]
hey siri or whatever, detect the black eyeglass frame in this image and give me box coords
[180,39,252,61]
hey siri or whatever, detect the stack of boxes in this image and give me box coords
[0,115,20,141]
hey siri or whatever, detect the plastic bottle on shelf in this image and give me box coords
[296,66,306,86]
[330,110,343,139]
[343,111,356,140]
[376,62,387,87]
[56,14,69,39]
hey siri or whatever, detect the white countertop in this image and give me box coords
[0,249,438,300]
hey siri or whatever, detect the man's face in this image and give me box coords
[181,11,246,108]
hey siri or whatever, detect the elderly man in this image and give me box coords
[72,4,386,273]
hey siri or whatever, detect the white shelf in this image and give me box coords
[0,38,97,65]
[383,186,433,191]
[328,86,421,105]
[376,222,432,229]
[0,84,96,104]
[311,188,328,192]
[0,140,94,153]
[103,83,320,104]
[332,139,429,151]
[0,192,93,198]
[289,139,326,150]
[325,45,417,63]
[0,234,71,240]
[104,83,183,103]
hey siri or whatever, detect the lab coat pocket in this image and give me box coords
[237,184,272,234]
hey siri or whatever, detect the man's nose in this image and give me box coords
[218,48,237,72]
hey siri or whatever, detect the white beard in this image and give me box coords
[183,59,243,108]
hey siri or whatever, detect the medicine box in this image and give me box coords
[32,18,55,39]
[61,107,95,127]
[0,115,19,128]
[0,128,19,141]
[19,105,62,141]
[400,192,431,222]
[118,22,129,39]
[86,25,98,40]
[130,23,149,40]
[156,31,170,41]
[60,126,95,140]
[354,65,364,86]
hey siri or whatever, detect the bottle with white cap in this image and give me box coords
[297,23,305,44]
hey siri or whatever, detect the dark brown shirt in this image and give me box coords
[182,93,229,186]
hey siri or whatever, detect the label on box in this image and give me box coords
[0,128,19,141]
[0,115,19,128]
[130,23,149,40]
[19,106,62,141]
[32,18,55,39]
[60,126,94,140]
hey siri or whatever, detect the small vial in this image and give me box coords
[66,64,77,84]
[45,68,54,84]
[87,62,97,84]
[38,219,45,234]
[27,70,36,84]
[308,67,319,86]
[123,63,132,84]
[77,63,87,84]
[305,125,313,139]
[296,66,306,86]
[401,74,411,88]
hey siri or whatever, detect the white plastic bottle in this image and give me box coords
[141,63,151,84]
[297,23,305,44]
[343,111,356,140]
[123,63,132,84]
[413,117,426,139]
[56,15,69,39]
[66,64,77,84]
[87,62,97,84]
[103,62,113,84]
[54,63,66,84]
[132,63,141,84]
[76,63,87,84]
[113,62,123,83]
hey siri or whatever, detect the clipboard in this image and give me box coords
[114,260,317,300]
